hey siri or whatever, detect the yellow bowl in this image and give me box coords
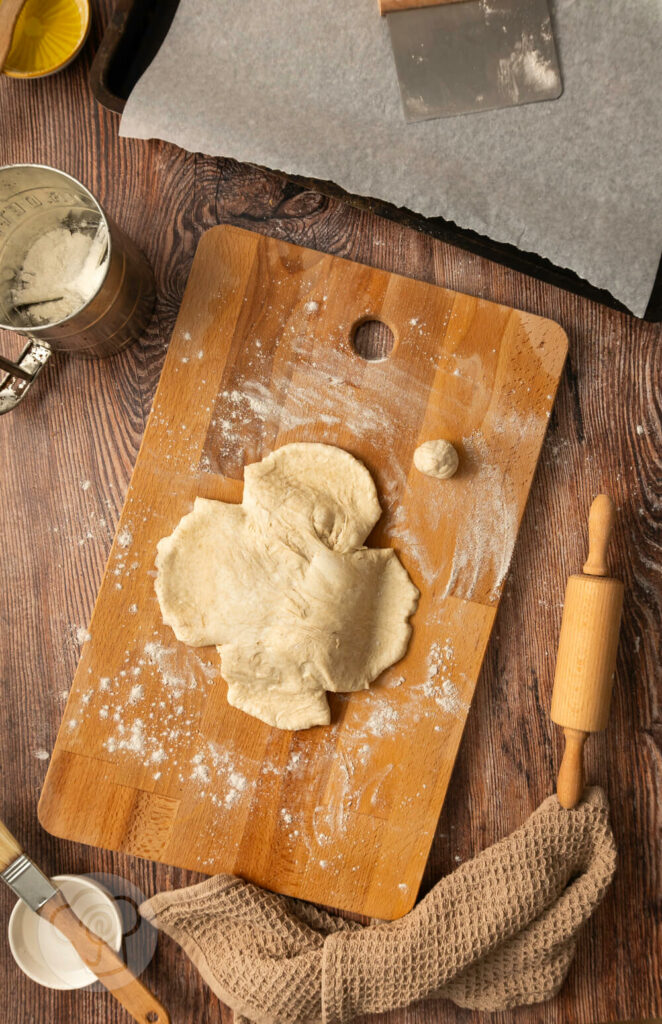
[3,0,90,79]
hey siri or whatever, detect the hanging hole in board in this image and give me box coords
[146,1014,159,1022]
[351,319,395,361]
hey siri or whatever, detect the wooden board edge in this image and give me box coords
[198,224,574,349]
[39,224,572,917]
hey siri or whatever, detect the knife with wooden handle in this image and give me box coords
[0,818,169,1024]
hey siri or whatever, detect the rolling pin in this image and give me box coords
[551,494,624,809]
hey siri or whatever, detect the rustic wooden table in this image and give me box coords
[1,4,660,1023]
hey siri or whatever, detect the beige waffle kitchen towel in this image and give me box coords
[140,787,616,1023]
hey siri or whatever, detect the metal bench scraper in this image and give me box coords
[380,0,562,122]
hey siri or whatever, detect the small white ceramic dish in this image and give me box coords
[8,874,123,990]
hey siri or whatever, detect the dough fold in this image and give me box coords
[156,443,419,730]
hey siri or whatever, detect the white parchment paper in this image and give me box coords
[120,0,662,317]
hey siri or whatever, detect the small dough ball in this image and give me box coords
[414,439,459,480]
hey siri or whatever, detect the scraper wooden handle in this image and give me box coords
[42,891,170,1024]
[379,0,461,14]
[551,495,624,808]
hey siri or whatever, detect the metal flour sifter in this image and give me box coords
[0,163,155,414]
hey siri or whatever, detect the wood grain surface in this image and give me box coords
[1,1,660,1021]
[38,225,566,919]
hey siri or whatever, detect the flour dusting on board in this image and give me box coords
[62,622,469,866]
[382,405,529,598]
[424,641,469,718]
[214,373,401,464]
[365,700,399,737]
[116,525,133,550]
[72,626,91,647]
[144,641,185,692]
[204,306,440,477]
[441,427,522,601]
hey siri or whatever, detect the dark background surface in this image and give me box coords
[1,3,660,1022]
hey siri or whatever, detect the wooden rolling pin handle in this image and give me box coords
[556,728,588,809]
[551,493,622,808]
[42,892,170,1024]
[583,494,616,577]
[379,0,461,14]
[0,0,27,72]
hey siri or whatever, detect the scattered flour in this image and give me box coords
[117,526,133,550]
[225,771,247,807]
[212,365,418,467]
[191,754,210,784]
[144,641,188,695]
[441,428,520,601]
[34,749,50,761]
[424,641,469,719]
[125,719,145,753]
[356,744,371,766]
[365,701,399,737]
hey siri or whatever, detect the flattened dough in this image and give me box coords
[155,442,419,730]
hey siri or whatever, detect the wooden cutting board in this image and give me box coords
[39,225,567,919]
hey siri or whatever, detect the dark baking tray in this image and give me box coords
[90,0,661,322]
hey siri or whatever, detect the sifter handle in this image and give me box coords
[0,340,52,415]
[583,494,616,577]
